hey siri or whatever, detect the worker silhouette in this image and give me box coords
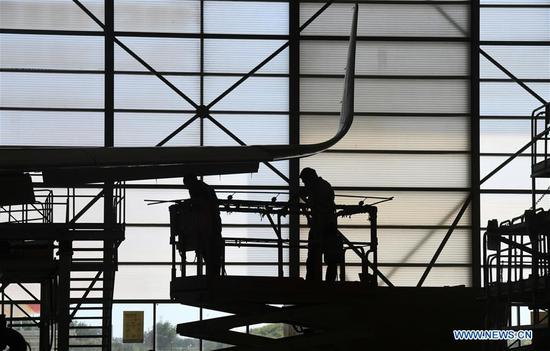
[183,175,223,277]
[300,168,342,282]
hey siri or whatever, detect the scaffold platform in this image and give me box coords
[171,276,486,351]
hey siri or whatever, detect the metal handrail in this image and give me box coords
[168,198,389,285]
[0,191,53,224]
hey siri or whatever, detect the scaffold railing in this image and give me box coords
[164,196,394,286]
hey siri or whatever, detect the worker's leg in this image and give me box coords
[204,236,223,277]
[306,229,322,281]
[323,222,340,282]
[323,239,338,282]
[324,251,337,282]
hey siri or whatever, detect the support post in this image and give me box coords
[39,279,52,351]
[103,1,115,349]
[57,240,72,351]
[470,0,481,288]
[289,0,301,278]
[370,207,378,285]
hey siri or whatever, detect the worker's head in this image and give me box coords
[183,174,198,187]
[299,167,318,185]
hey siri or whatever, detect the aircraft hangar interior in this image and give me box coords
[0,0,549,350]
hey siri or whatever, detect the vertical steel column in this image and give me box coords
[152,303,157,351]
[39,279,52,351]
[370,207,378,284]
[103,1,115,350]
[200,0,205,146]
[470,0,481,289]
[57,241,72,350]
[105,0,114,148]
[197,0,205,277]
[288,0,301,278]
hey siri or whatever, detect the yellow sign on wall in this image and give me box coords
[123,311,144,343]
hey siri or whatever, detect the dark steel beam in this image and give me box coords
[69,192,104,225]
[480,50,548,105]
[417,196,472,287]
[289,0,300,278]
[57,241,72,350]
[104,1,115,349]
[470,0,481,289]
[481,125,550,184]
[156,114,200,147]
[0,28,102,36]
[70,271,103,320]
[200,0,205,148]
[2,294,40,326]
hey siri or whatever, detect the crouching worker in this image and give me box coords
[183,174,223,277]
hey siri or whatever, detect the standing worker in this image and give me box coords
[183,174,223,277]
[299,168,342,282]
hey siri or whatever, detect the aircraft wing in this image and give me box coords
[0,5,358,186]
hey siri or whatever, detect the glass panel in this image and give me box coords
[119,227,172,262]
[481,8,550,41]
[204,114,288,146]
[114,266,171,299]
[115,37,200,72]
[301,3,469,37]
[0,34,103,70]
[480,82,550,116]
[115,0,200,33]
[301,41,469,76]
[1,72,103,108]
[205,76,289,112]
[480,118,543,153]
[480,46,550,79]
[204,39,288,74]
[115,74,200,110]
[300,78,469,114]
[204,1,288,35]
[481,193,534,224]
[301,153,470,188]
[114,113,200,147]
[481,156,550,190]
[0,111,103,146]
[0,0,104,30]
[301,115,470,151]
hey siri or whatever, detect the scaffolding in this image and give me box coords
[0,185,126,351]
